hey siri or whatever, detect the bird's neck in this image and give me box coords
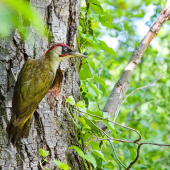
[45,53,60,73]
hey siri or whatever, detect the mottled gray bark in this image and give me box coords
[0,0,86,169]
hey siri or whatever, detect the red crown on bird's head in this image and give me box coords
[45,43,72,55]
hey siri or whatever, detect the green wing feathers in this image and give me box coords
[6,58,54,145]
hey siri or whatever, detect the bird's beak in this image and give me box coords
[70,51,88,58]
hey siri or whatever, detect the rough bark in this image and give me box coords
[0,0,86,169]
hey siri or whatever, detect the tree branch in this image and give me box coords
[126,144,142,170]
[103,0,170,119]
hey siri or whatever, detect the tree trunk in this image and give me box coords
[0,0,86,169]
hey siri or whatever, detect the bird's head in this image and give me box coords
[45,43,87,60]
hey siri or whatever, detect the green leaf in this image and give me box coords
[94,76,107,89]
[88,82,102,99]
[80,84,88,93]
[93,43,101,52]
[85,92,95,99]
[39,148,49,157]
[100,40,117,57]
[82,124,92,132]
[53,160,69,170]
[80,63,93,80]
[80,34,97,48]
[86,35,96,46]
[85,119,102,135]
[99,12,111,23]
[44,159,48,162]
[66,96,75,105]
[99,12,114,28]
[78,117,86,125]
[68,146,85,158]
[77,101,86,108]
[91,0,101,6]
[87,109,103,121]
[103,120,117,136]
[92,150,107,162]
[88,87,97,98]
[84,154,97,168]
[90,141,100,150]
[69,147,97,168]
[102,112,117,137]
[103,112,110,119]
[90,3,101,15]
[103,136,107,148]
[91,0,104,13]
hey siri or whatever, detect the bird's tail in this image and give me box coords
[6,117,32,145]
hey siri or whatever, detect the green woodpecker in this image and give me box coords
[6,43,87,145]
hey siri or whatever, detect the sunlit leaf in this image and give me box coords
[90,141,100,150]
[54,160,69,170]
[84,154,97,168]
[100,40,117,57]
[39,148,49,157]
[66,96,76,105]
[92,150,107,162]
[68,146,84,158]
[94,76,108,89]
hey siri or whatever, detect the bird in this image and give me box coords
[6,43,87,145]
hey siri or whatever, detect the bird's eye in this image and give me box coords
[64,47,68,51]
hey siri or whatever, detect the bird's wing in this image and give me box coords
[12,58,54,126]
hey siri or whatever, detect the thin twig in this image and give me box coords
[126,97,166,125]
[107,139,126,169]
[75,107,141,142]
[122,75,163,105]
[114,75,163,124]
[80,112,127,169]
[65,103,78,127]
[126,144,143,170]
[97,66,103,112]
[126,102,140,126]
[138,142,170,147]
[99,138,170,147]
[99,138,139,144]
[39,158,44,170]
[97,66,103,90]
[126,141,170,169]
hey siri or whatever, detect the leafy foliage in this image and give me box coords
[74,0,170,169]
[0,0,48,39]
